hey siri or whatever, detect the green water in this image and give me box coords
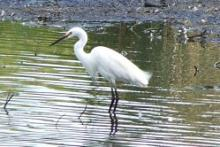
[0,21,219,146]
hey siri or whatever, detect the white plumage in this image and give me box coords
[90,46,152,86]
[51,27,152,112]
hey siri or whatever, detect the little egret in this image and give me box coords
[50,27,152,113]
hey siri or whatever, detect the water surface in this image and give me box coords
[0,22,219,146]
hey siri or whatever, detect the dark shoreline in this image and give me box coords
[0,0,220,35]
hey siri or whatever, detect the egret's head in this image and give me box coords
[50,27,86,46]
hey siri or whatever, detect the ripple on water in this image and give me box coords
[0,22,219,146]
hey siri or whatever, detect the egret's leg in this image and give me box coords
[113,88,119,113]
[109,88,115,113]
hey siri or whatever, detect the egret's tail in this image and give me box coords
[142,71,152,86]
[135,71,152,87]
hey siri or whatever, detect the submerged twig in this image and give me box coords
[55,114,65,130]
[78,103,88,126]
[78,104,87,120]
[194,65,199,77]
[3,92,14,115]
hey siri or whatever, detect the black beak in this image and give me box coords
[50,32,71,46]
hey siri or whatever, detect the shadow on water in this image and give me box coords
[0,21,219,146]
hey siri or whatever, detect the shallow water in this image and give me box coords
[0,21,219,146]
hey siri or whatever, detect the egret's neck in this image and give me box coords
[74,30,88,60]
[73,30,96,74]
[73,31,96,77]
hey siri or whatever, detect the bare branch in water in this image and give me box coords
[78,104,87,120]
[4,92,14,115]
[55,114,66,130]
[194,66,199,77]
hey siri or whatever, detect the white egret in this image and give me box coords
[50,27,152,113]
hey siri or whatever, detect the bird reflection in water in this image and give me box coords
[109,112,118,135]
[78,103,118,135]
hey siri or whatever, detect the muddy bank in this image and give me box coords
[0,0,220,34]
